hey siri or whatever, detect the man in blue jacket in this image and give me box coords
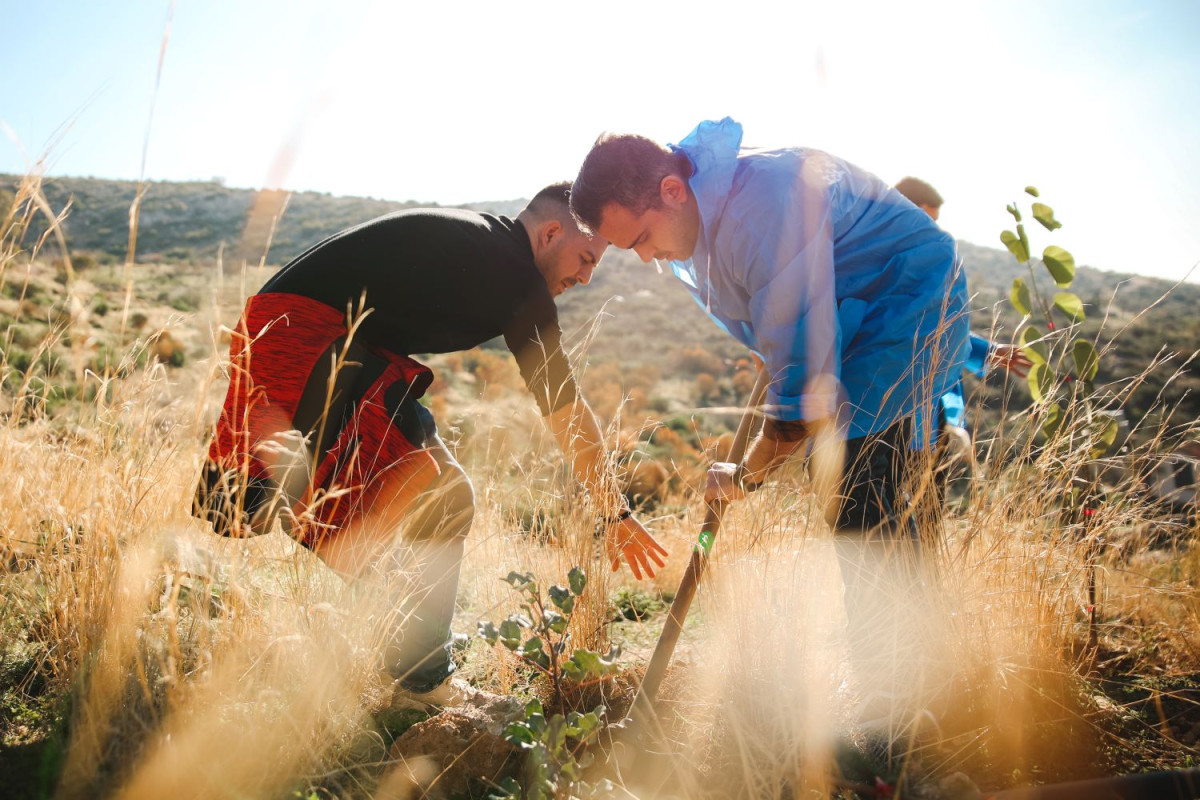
[571,118,971,745]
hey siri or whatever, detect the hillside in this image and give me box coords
[3,172,1198,429]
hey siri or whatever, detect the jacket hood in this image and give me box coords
[669,117,743,230]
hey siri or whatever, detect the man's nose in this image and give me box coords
[634,245,653,264]
[578,264,595,285]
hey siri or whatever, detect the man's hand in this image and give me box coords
[988,343,1033,378]
[705,461,746,504]
[606,515,668,579]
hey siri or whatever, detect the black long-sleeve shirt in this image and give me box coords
[259,208,577,415]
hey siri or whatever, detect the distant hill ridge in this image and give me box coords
[3,172,1197,425]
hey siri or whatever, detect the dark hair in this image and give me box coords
[524,181,573,217]
[570,133,691,234]
[894,176,944,209]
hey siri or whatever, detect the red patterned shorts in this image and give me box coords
[194,292,439,547]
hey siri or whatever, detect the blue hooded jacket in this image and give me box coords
[666,118,970,444]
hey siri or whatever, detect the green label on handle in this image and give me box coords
[696,530,714,555]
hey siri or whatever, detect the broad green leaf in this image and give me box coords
[1043,245,1076,287]
[571,711,602,740]
[1018,223,1030,261]
[502,571,534,588]
[548,584,575,614]
[545,714,567,751]
[1019,326,1048,364]
[1011,278,1033,315]
[1053,291,1085,322]
[1025,186,1040,197]
[1027,362,1055,403]
[498,619,523,650]
[491,776,522,798]
[1091,415,1120,457]
[568,566,587,596]
[477,620,499,645]
[568,648,618,679]
[509,613,533,629]
[1000,229,1029,263]
[503,722,536,747]
[519,637,551,669]
[525,699,544,717]
[544,609,568,634]
[1006,203,1023,222]
[1041,402,1063,439]
[1032,202,1062,231]
[1072,339,1099,381]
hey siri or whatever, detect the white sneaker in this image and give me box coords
[391,676,478,710]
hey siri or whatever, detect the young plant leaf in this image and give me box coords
[548,584,575,614]
[504,722,536,748]
[1011,278,1033,316]
[1091,415,1120,458]
[1025,186,1040,197]
[1018,223,1030,261]
[568,566,587,596]
[1027,362,1055,403]
[1019,326,1048,364]
[1053,291,1085,322]
[1006,203,1023,222]
[1042,402,1063,439]
[491,776,522,798]
[1072,339,1099,381]
[502,571,534,588]
[1043,245,1075,287]
[519,637,552,669]
[570,711,602,740]
[544,609,568,634]
[567,648,618,679]
[1001,229,1029,263]
[1032,202,1062,231]
[498,619,523,650]
[477,620,499,646]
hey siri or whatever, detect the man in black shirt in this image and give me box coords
[195,182,666,700]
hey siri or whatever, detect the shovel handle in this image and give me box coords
[634,366,769,706]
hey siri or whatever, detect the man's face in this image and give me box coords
[538,224,608,297]
[596,176,701,264]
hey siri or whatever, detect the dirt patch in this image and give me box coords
[387,689,524,799]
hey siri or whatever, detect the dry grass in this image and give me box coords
[1,170,1198,800]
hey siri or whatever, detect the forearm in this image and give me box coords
[739,425,806,487]
[543,397,625,516]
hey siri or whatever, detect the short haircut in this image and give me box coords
[894,176,944,209]
[570,133,692,235]
[524,181,573,217]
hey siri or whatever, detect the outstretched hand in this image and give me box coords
[606,514,668,580]
[988,343,1033,378]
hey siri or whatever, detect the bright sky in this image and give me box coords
[2,0,1197,282]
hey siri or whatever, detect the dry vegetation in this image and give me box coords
[1,170,1198,800]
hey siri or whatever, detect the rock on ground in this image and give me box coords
[384,689,524,799]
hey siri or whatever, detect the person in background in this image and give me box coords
[893,176,1032,430]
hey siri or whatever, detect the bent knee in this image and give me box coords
[409,462,474,541]
[437,465,475,522]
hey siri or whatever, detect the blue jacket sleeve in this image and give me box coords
[966,333,991,378]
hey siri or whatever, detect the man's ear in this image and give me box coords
[660,174,688,207]
[539,218,564,250]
